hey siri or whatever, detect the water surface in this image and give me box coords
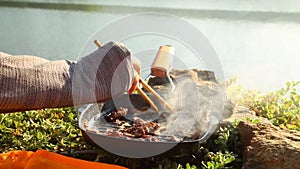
[1,2,299,92]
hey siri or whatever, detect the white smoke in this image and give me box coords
[161,77,225,140]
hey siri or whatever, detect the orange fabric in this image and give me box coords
[25,150,127,169]
[0,151,34,169]
[1,150,127,169]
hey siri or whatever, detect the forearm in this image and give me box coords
[0,54,75,113]
[0,42,134,113]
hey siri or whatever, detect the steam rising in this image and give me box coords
[160,77,225,140]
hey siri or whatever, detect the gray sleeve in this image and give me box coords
[0,53,74,113]
[0,42,134,113]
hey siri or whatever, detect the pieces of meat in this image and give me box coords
[103,107,128,122]
[121,117,161,138]
[102,108,162,140]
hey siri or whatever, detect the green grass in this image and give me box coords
[0,107,93,153]
[227,78,300,131]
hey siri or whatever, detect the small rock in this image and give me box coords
[237,113,300,169]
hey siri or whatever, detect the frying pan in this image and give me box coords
[78,94,219,158]
[77,43,221,157]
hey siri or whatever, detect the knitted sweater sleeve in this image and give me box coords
[0,42,134,113]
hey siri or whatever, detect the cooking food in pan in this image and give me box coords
[88,107,183,142]
[82,92,210,143]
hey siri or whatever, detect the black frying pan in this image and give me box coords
[78,94,217,158]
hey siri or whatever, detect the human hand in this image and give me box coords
[72,41,141,104]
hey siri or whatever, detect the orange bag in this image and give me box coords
[0,151,34,169]
[0,150,127,169]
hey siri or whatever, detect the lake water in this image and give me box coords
[1,1,300,92]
